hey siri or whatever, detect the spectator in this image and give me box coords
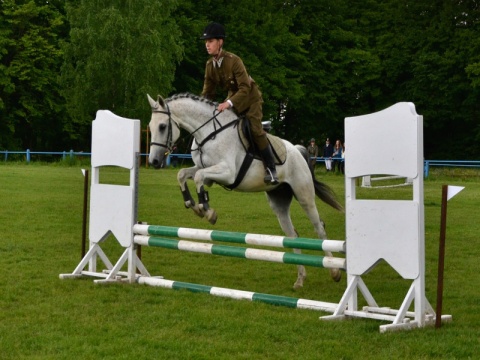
[307,138,318,173]
[332,139,343,173]
[340,143,345,174]
[321,138,334,171]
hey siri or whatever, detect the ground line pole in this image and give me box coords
[435,184,448,329]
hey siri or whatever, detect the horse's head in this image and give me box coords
[147,94,181,169]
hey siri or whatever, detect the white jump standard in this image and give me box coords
[60,103,452,332]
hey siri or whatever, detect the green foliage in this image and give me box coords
[0,0,67,150]
[1,0,479,158]
[283,0,383,143]
[374,0,480,159]
[60,0,183,145]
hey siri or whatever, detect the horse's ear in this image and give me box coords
[156,95,166,108]
[147,94,158,109]
[147,93,167,110]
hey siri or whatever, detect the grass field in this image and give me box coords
[0,163,479,359]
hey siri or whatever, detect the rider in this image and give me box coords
[200,22,279,185]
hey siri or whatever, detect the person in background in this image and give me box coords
[200,22,279,184]
[340,142,345,174]
[307,138,318,174]
[332,139,343,173]
[321,138,334,171]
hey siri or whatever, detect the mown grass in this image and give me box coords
[0,163,479,359]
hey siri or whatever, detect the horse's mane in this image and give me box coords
[166,93,217,108]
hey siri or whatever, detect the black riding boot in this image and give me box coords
[260,145,279,185]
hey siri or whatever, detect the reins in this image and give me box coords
[189,108,241,168]
[189,108,223,141]
[193,110,240,148]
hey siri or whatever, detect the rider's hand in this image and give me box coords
[217,101,231,112]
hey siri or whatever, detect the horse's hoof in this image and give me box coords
[293,281,303,290]
[293,275,305,290]
[329,268,342,282]
[191,205,204,218]
[206,209,217,225]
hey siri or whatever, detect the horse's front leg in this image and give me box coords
[177,166,204,218]
[193,163,236,225]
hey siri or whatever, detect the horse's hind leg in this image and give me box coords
[292,182,342,283]
[265,186,306,290]
[292,244,307,289]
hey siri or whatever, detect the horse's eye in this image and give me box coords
[159,123,167,132]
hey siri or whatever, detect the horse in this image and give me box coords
[147,93,343,289]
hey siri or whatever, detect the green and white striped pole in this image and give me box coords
[137,276,338,313]
[134,235,346,270]
[133,224,345,253]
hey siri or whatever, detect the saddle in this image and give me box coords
[238,118,287,165]
[226,118,286,189]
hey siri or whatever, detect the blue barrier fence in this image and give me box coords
[423,160,480,177]
[1,149,91,162]
[2,150,479,177]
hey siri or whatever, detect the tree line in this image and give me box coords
[1,0,479,159]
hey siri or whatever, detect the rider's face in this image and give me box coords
[205,39,222,56]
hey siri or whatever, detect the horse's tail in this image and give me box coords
[295,145,344,212]
[312,178,344,212]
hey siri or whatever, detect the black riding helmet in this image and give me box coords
[200,22,226,40]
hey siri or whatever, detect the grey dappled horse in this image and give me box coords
[147,93,343,288]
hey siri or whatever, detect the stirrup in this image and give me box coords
[264,168,279,185]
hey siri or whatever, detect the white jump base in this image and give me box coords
[362,175,413,188]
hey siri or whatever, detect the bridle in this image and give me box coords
[150,103,178,153]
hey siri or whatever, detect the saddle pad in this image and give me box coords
[237,119,287,165]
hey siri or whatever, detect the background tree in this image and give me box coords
[1,0,478,159]
[283,0,382,144]
[171,0,211,95]
[60,0,183,150]
[374,0,480,158]
[0,0,66,150]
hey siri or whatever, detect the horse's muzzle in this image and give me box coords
[150,159,163,169]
